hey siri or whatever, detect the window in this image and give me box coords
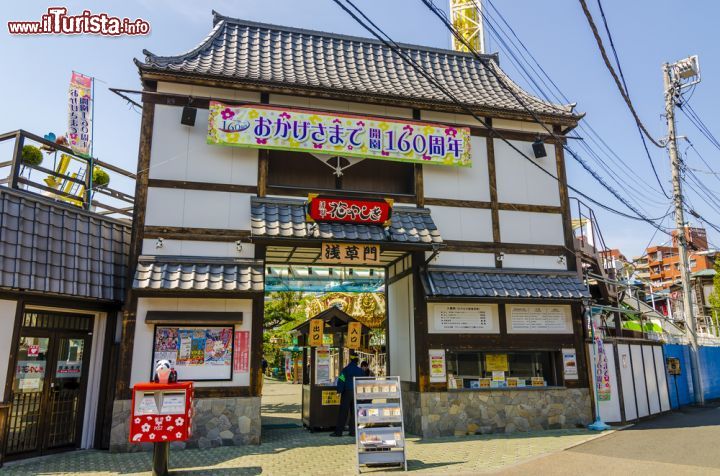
[445,351,559,389]
[267,150,416,195]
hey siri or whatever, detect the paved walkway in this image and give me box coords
[1,427,607,475]
[1,381,609,475]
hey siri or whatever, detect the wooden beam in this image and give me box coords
[442,240,566,256]
[412,251,431,392]
[143,226,252,242]
[554,125,577,272]
[147,178,257,195]
[116,89,156,400]
[486,119,502,269]
[250,244,266,397]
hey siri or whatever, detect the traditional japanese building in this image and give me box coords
[110,12,594,449]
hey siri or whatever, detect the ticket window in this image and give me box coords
[446,351,558,388]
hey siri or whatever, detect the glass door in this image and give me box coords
[6,330,91,457]
[5,335,50,456]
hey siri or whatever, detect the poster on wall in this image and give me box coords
[233,331,250,373]
[485,354,509,372]
[430,304,498,334]
[207,102,472,167]
[152,326,234,381]
[562,348,578,380]
[428,349,446,383]
[507,305,572,334]
[315,347,332,386]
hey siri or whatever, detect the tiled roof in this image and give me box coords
[136,12,577,120]
[251,197,442,244]
[0,188,130,301]
[134,258,264,292]
[425,268,590,299]
[692,268,716,278]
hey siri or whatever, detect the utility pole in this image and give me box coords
[663,56,704,404]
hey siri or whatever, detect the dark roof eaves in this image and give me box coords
[136,67,581,123]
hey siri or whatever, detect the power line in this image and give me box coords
[416,0,672,232]
[577,0,663,148]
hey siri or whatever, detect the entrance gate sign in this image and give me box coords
[321,242,381,265]
[307,195,393,226]
[208,102,472,167]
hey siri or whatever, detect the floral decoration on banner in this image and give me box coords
[207,102,472,167]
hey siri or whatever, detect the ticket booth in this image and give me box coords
[292,307,369,431]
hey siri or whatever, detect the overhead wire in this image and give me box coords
[333,0,672,232]
[416,0,672,233]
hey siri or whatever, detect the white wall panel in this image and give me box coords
[495,139,559,206]
[643,345,661,414]
[427,251,495,267]
[501,254,568,270]
[499,211,564,245]
[428,206,493,242]
[0,299,17,401]
[631,345,650,417]
[388,275,415,382]
[132,298,253,388]
[269,94,412,119]
[183,190,231,229]
[653,346,671,412]
[420,110,484,126]
[617,344,638,421]
[81,312,106,449]
[149,105,189,181]
[588,343,622,423]
[145,188,185,227]
[493,118,549,133]
[142,239,256,258]
[423,137,489,202]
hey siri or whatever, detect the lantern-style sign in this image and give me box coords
[306,194,393,226]
[346,321,363,350]
[308,319,324,347]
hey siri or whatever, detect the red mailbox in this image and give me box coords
[129,382,193,444]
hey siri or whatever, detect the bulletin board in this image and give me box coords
[151,325,234,381]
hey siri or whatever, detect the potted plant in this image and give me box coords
[21,145,43,166]
[92,166,110,188]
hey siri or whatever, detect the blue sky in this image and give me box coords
[2,1,719,257]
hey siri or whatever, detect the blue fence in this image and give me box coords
[663,344,720,407]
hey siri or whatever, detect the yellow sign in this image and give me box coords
[321,390,340,405]
[346,321,362,350]
[506,378,519,388]
[485,354,509,372]
[308,319,324,347]
[531,377,545,387]
[321,242,381,265]
[479,378,491,388]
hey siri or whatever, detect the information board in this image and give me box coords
[428,349,447,383]
[152,326,234,381]
[430,304,499,334]
[506,305,572,334]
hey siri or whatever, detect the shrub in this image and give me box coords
[92,166,110,187]
[21,145,43,166]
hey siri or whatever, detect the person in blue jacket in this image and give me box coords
[331,353,365,437]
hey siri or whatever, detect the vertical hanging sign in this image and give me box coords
[68,71,93,157]
[308,319,324,347]
[595,333,611,400]
[346,322,362,350]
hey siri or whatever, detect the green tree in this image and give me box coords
[263,291,306,330]
[708,259,720,316]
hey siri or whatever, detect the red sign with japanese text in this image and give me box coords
[129,382,193,444]
[233,331,250,373]
[307,195,392,226]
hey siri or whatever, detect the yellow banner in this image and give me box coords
[308,319,324,347]
[485,354,509,372]
[346,322,362,350]
[208,102,472,167]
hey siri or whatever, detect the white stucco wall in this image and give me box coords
[423,136,490,202]
[502,254,568,270]
[149,105,259,185]
[269,94,413,119]
[141,239,255,258]
[131,298,253,388]
[427,251,496,268]
[0,299,17,401]
[144,188,253,230]
[388,275,415,382]
[428,206,493,242]
[494,139,559,206]
[498,211,565,246]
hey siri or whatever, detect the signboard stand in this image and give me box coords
[353,376,407,472]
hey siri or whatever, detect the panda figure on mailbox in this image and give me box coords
[153,359,178,384]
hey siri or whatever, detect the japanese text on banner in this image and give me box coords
[68,71,93,157]
[208,102,471,167]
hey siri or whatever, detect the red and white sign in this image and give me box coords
[129,382,193,444]
[233,331,250,373]
[307,195,392,226]
[27,345,40,357]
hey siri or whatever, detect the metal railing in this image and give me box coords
[0,130,135,219]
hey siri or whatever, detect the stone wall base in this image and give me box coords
[403,388,592,437]
[110,396,261,452]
